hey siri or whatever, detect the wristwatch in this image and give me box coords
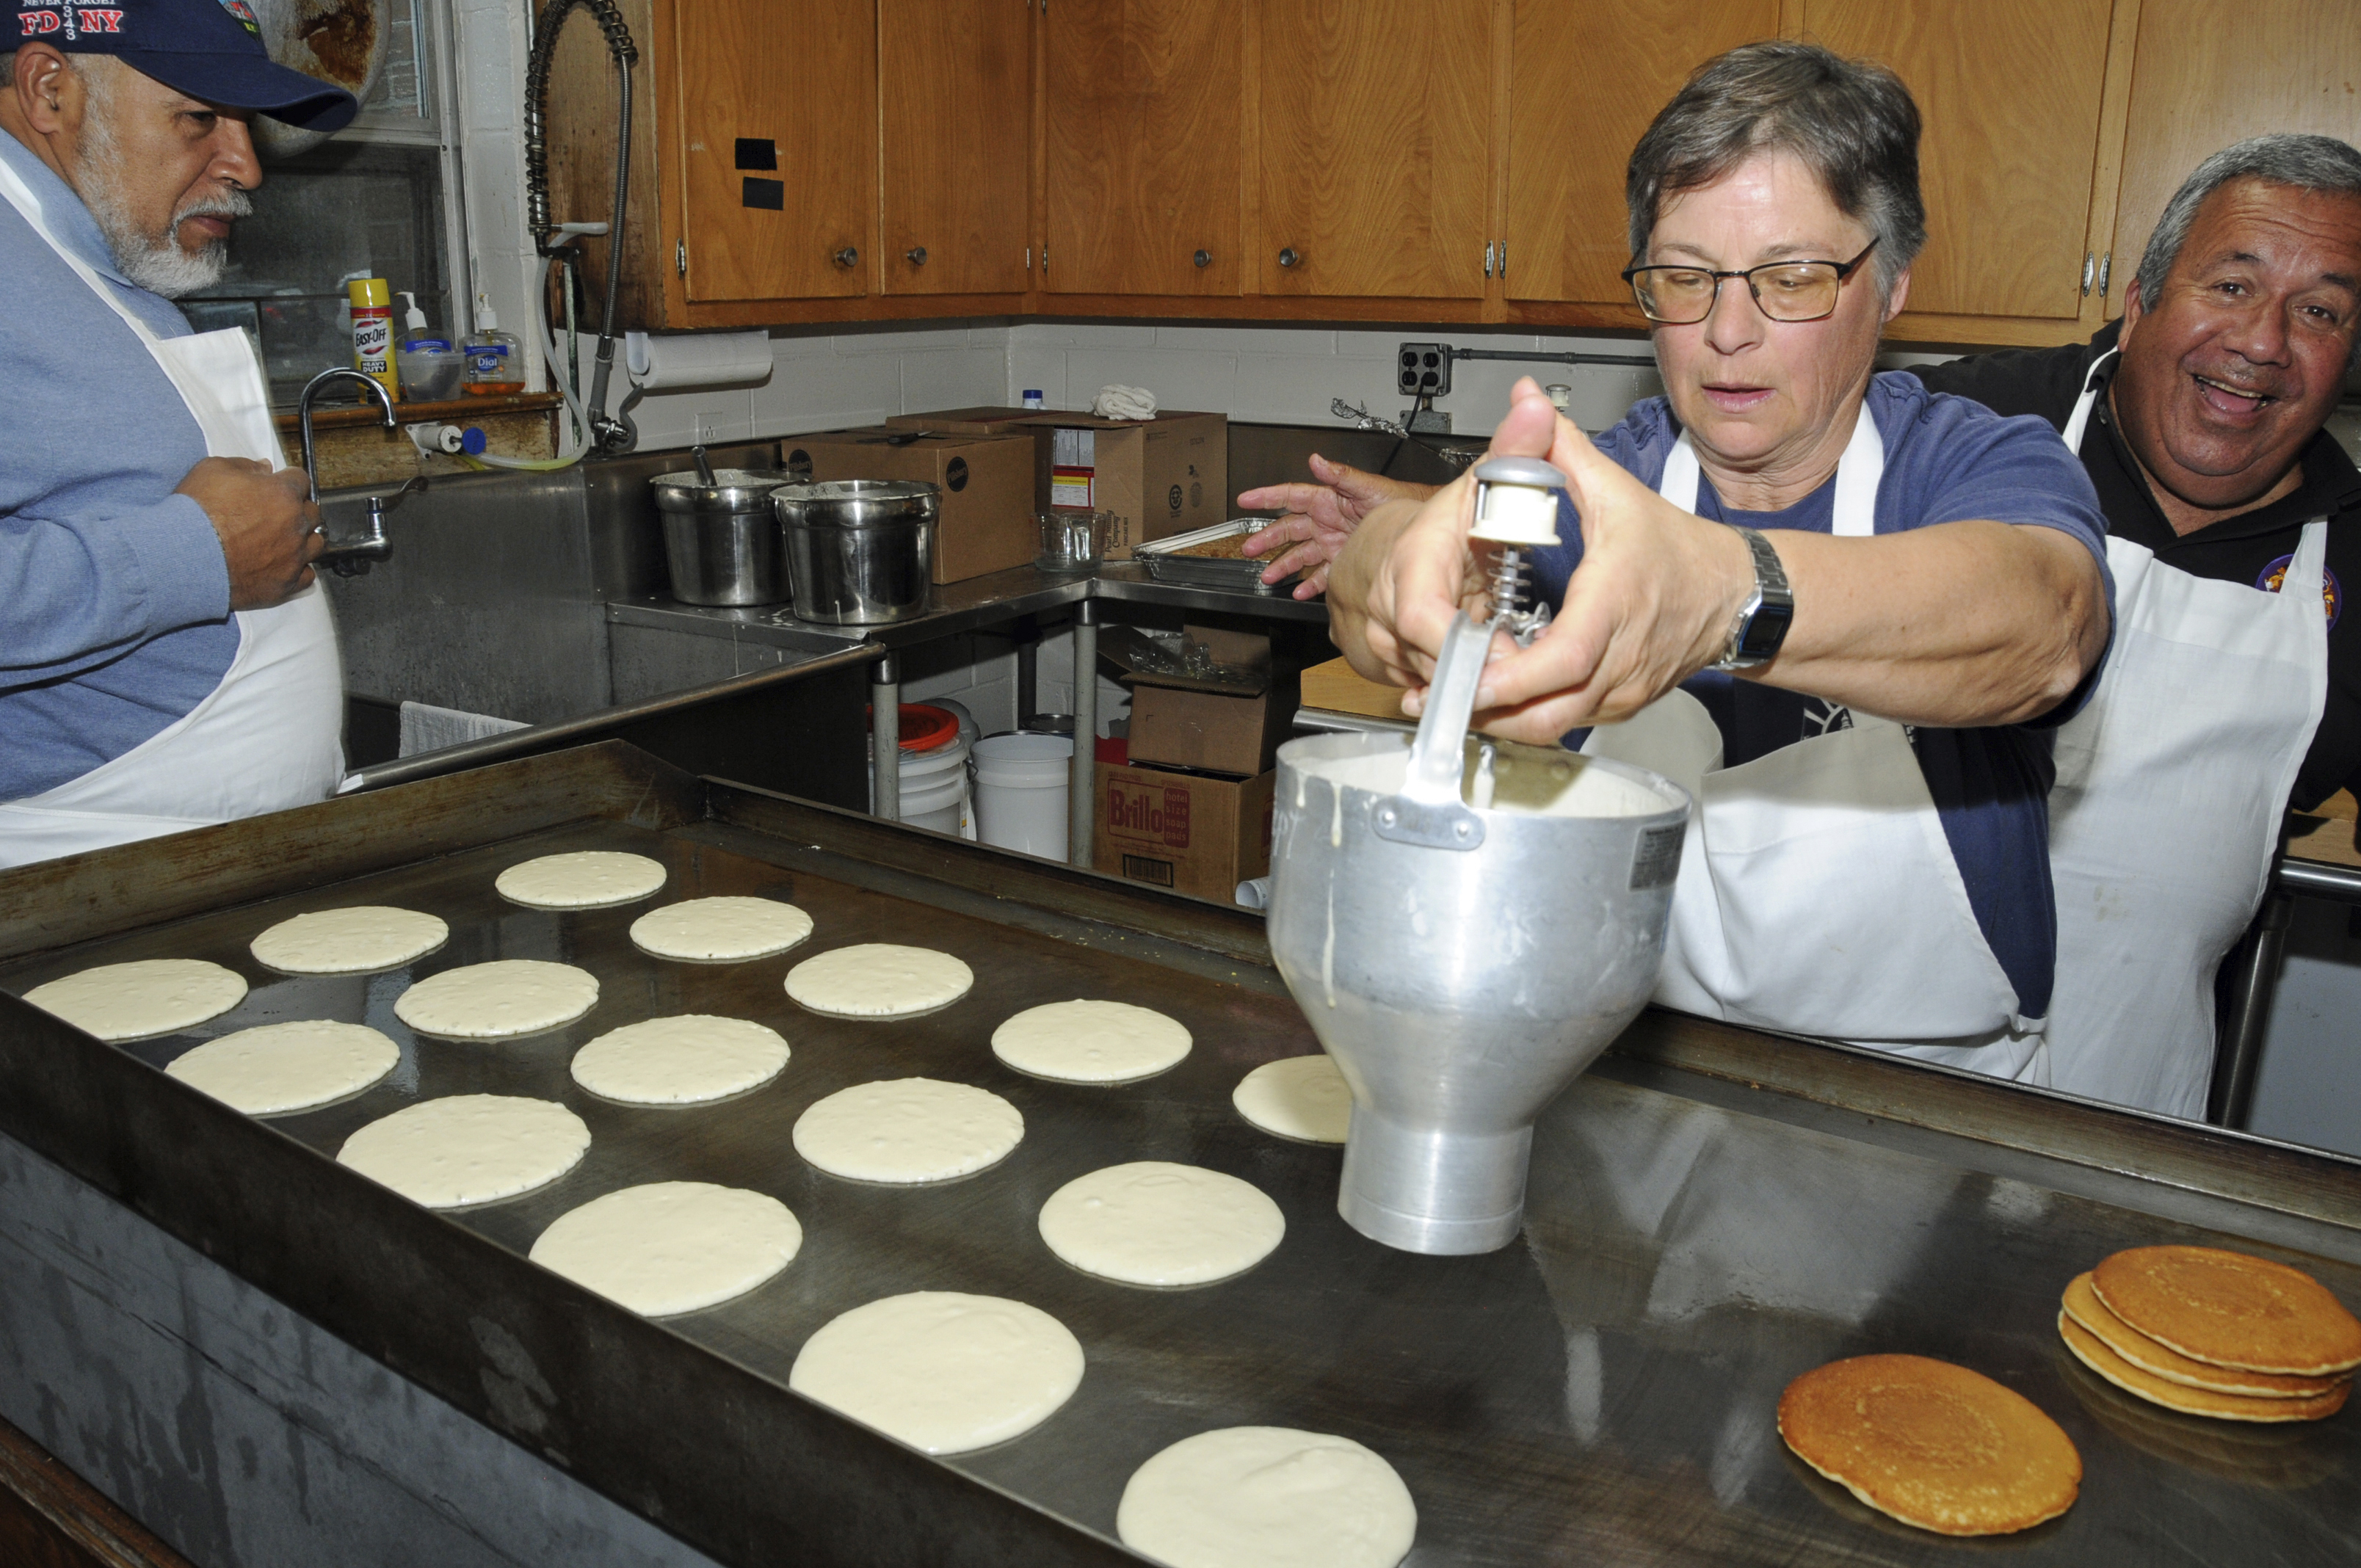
[1713,526,1794,671]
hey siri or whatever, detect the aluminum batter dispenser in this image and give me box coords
[1267,460,1692,1253]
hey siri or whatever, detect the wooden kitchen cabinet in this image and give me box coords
[2103,1,2361,317]
[1504,0,1781,313]
[672,1,873,303]
[880,0,1033,297]
[1042,0,1243,297]
[1794,1,2119,342]
[1253,0,1495,300]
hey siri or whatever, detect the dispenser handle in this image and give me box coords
[1373,611,1493,851]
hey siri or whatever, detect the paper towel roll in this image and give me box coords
[624,330,774,391]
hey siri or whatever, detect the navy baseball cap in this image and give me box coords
[28,0,360,131]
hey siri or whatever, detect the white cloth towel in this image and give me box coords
[398,701,527,758]
[1091,384,1158,420]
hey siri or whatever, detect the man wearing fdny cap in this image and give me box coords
[0,0,358,866]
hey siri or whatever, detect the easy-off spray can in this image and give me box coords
[348,277,399,399]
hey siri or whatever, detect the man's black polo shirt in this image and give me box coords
[1911,320,2361,809]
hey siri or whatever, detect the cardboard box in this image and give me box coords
[1127,676,1299,777]
[885,407,1053,510]
[1095,761,1276,903]
[1022,410,1228,559]
[780,427,1035,583]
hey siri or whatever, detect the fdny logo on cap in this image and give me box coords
[18,8,126,39]
[217,0,258,34]
[2257,553,2342,630]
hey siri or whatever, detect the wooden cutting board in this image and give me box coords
[1299,657,1410,722]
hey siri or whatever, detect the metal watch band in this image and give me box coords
[1713,526,1795,671]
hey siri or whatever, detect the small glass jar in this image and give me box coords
[1035,507,1113,573]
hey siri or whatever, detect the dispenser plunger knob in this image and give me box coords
[1468,456,1567,646]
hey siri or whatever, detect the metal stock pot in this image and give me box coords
[770,480,939,625]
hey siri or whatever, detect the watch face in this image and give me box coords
[1738,600,1795,661]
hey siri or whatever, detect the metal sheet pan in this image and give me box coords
[2,744,2357,1567]
[1136,519,1289,595]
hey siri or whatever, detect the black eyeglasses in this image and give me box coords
[1620,239,1881,324]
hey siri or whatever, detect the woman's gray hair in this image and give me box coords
[1626,40,1925,296]
[2134,134,2361,304]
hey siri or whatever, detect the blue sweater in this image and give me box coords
[1532,374,2115,1020]
[1,132,236,800]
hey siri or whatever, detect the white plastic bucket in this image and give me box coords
[973,733,1072,861]
[869,716,972,836]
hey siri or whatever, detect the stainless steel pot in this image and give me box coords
[650,468,793,606]
[771,480,938,625]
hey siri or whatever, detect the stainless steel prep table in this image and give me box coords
[2,742,2357,1567]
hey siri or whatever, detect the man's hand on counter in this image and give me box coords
[177,457,324,610]
[1237,455,1434,600]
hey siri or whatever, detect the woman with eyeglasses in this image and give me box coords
[1327,40,2114,1080]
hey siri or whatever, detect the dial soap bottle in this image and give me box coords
[462,295,525,396]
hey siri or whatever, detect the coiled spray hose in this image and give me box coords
[487,0,637,469]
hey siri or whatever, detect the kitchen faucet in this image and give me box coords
[297,366,422,577]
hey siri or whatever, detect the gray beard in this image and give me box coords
[78,106,247,298]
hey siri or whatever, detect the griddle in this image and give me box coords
[1,742,2356,1567]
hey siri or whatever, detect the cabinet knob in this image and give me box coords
[833,246,860,269]
[905,247,928,266]
[1277,247,1302,269]
[1192,249,1211,269]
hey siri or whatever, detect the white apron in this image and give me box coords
[2043,352,2329,1117]
[0,156,344,870]
[1583,404,2048,1081]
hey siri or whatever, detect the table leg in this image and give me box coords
[1070,604,1096,868]
[870,652,899,821]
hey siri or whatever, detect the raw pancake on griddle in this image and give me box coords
[495,850,667,909]
[2091,1246,2361,1378]
[1232,1053,1353,1144]
[990,998,1191,1083]
[1037,1161,1284,1287]
[1116,1426,1417,1568]
[784,943,973,1018]
[394,959,599,1040]
[791,1078,1022,1183]
[531,1182,802,1315]
[338,1095,590,1208]
[168,1020,400,1115]
[250,906,448,973]
[628,896,813,962]
[22,959,246,1041]
[788,1291,1082,1455]
[570,1015,789,1105]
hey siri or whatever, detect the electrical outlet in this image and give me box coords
[1396,341,1452,399]
[693,411,723,444]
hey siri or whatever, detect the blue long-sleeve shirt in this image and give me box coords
[1,131,236,800]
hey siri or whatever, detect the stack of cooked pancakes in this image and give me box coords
[2059,1246,2359,1422]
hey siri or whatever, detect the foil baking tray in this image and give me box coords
[1135,518,1291,595]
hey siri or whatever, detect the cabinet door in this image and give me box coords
[880,0,1032,296]
[2107,1,2361,315]
[1255,0,1493,299]
[1802,1,2114,324]
[675,0,874,302]
[1505,0,1780,305]
[1044,0,1241,297]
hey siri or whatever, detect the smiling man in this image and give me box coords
[0,1,358,868]
[1910,137,2361,1117]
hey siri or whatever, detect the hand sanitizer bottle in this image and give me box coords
[462,294,525,396]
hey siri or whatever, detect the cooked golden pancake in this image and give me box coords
[2059,1311,2349,1423]
[1777,1354,2081,1536]
[2090,1246,2361,1378]
[2061,1272,2343,1398]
